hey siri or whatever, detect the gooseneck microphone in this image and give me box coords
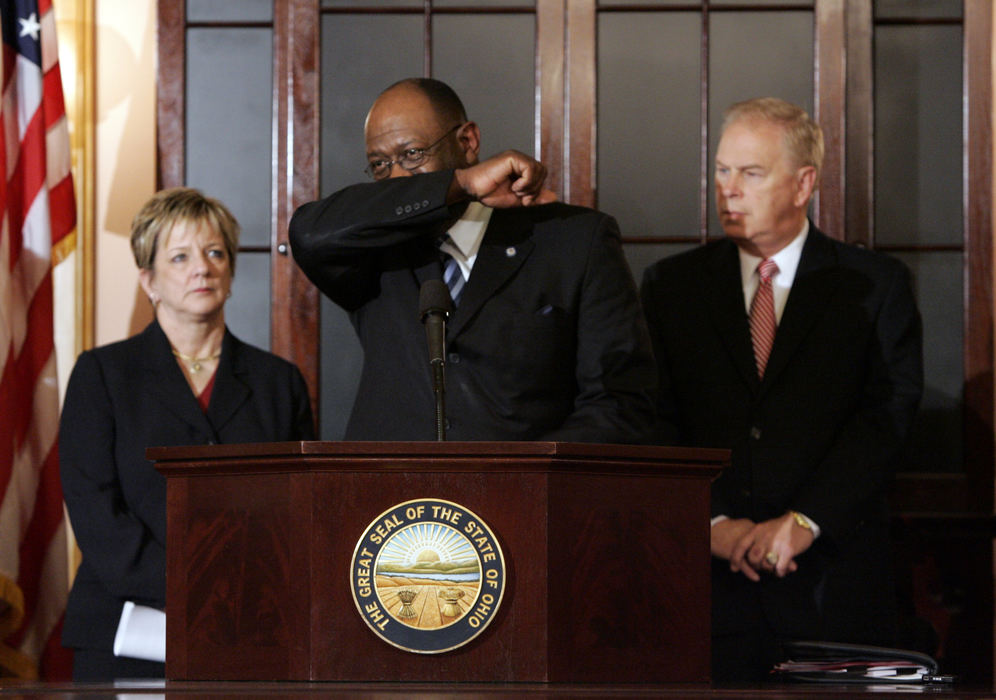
[419,280,454,441]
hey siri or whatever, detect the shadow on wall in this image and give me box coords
[94,2,156,338]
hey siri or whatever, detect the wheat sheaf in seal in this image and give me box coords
[350,498,506,654]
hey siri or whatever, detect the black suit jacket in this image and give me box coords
[640,226,922,644]
[289,170,656,443]
[59,321,314,653]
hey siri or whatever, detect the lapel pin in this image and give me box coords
[505,247,516,258]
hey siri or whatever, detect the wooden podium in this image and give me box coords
[150,441,726,684]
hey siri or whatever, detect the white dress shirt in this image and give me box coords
[438,201,493,281]
[738,220,809,322]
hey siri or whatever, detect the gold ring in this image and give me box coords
[765,551,779,565]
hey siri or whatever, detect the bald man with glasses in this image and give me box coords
[289,77,656,443]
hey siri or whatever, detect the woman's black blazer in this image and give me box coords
[59,321,314,652]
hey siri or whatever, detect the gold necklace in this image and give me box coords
[172,348,221,373]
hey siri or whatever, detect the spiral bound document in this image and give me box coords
[772,640,948,684]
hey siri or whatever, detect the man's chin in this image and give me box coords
[723,229,763,253]
[720,224,747,240]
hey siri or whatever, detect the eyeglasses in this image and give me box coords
[364,124,462,180]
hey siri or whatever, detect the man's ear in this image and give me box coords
[455,121,481,166]
[794,165,818,208]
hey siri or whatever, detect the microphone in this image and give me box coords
[419,280,454,441]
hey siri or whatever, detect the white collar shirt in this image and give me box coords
[738,219,809,323]
[438,202,493,282]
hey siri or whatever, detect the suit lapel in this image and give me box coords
[446,211,533,339]
[205,331,251,434]
[409,236,443,292]
[760,226,839,392]
[141,322,218,439]
[704,241,760,392]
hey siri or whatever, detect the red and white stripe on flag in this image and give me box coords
[0,0,75,680]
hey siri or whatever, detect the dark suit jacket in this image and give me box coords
[640,226,922,645]
[289,170,656,443]
[59,321,314,653]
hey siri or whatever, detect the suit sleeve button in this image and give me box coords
[448,352,460,364]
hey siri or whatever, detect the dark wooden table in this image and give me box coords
[0,681,987,698]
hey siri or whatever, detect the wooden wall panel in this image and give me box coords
[814,0,845,241]
[843,0,872,247]
[565,0,595,208]
[157,0,185,189]
[963,0,995,512]
[272,0,320,421]
[537,0,565,198]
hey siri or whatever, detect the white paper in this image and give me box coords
[865,665,930,679]
[112,601,166,662]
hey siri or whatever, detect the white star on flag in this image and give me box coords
[18,12,40,40]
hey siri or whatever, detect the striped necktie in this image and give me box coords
[749,258,779,378]
[440,244,465,307]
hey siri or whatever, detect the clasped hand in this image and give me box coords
[711,512,815,582]
[450,150,558,208]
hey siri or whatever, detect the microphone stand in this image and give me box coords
[419,280,454,441]
[430,354,446,442]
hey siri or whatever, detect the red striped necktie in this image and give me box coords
[749,258,779,378]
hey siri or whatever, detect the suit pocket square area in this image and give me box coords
[536,304,567,317]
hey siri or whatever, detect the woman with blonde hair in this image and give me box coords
[59,188,314,680]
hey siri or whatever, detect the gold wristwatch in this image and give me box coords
[789,510,812,531]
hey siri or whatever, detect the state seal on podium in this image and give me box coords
[350,498,506,653]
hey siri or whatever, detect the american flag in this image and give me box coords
[0,0,75,680]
